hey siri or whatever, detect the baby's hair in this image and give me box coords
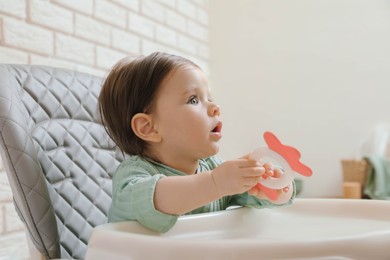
[98,52,199,156]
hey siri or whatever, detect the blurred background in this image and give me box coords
[1,0,390,258]
[210,0,390,199]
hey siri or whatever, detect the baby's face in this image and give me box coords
[150,65,222,162]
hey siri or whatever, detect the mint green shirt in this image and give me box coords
[108,155,295,233]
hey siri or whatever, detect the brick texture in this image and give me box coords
[0,0,210,71]
[55,33,95,65]
[0,46,28,63]
[30,0,74,34]
[0,0,210,258]
[94,0,127,28]
[75,14,111,45]
[3,17,54,55]
[0,0,26,19]
[112,28,140,54]
[52,0,93,15]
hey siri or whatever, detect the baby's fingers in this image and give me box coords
[242,166,265,177]
[273,167,284,178]
[263,162,274,176]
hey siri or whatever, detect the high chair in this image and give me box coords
[0,64,124,259]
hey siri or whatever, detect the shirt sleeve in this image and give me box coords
[109,161,178,233]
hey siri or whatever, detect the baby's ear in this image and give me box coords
[131,113,162,143]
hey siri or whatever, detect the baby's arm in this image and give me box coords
[154,159,265,215]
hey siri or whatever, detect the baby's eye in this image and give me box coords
[187,96,199,105]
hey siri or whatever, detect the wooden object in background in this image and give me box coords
[341,159,369,197]
[343,181,362,199]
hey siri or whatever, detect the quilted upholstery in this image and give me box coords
[0,65,124,259]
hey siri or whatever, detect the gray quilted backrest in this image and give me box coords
[0,65,124,259]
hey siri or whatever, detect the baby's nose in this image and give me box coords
[209,104,221,116]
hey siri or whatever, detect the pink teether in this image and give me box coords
[250,131,312,201]
[263,131,312,177]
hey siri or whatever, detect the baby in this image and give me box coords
[98,52,294,232]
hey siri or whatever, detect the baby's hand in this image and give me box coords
[239,155,282,179]
[262,162,283,179]
[210,159,265,196]
[248,162,294,204]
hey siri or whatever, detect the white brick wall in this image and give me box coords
[112,0,139,12]
[0,0,210,258]
[52,0,94,15]
[96,46,128,69]
[0,46,28,63]
[75,14,111,45]
[0,0,26,19]
[156,24,178,46]
[128,12,155,38]
[142,0,165,22]
[3,17,54,55]
[94,0,127,28]
[0,0,210,76]
[112,28,140,53]
[30,0,74,33]
[55,33,96,65]
[178,0,197,19]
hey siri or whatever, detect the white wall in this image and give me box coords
[210,0,390,198]
[0,0,210,76]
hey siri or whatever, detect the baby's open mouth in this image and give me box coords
[211,122,222,133]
